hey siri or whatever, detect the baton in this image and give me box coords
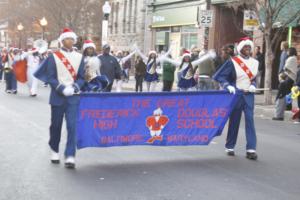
[242,88,270,92]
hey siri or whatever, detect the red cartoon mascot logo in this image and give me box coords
[146,108,169,144]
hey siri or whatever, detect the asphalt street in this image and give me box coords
[0,81,299,200]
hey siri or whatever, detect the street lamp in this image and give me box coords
[102,1,111,45]
[102,1,111,20]
[40,17,48,40]
[17,23,24,49]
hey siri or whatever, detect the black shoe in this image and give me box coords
[65,162,75,169]
[246,152,258,160]
[272,117,284,121]
[12,90,17,94]
[51,159,60,164]
[30,94,37,97]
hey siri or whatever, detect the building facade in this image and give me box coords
[107,0,208,57]
[0,20,9,47]
[147,0,207,57]
[107,0,148,53]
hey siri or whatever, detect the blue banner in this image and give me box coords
[77,91,240,149]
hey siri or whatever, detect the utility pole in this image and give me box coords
[204,0,211,50]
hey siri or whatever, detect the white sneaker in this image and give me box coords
[65,156,75,169]
[50,150,60,164]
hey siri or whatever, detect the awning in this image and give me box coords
[151,7,198,28]
[212,0,300,27]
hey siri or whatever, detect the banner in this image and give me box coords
[77,91,240,149]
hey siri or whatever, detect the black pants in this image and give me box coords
[135,75,144,92]
[0,69,3,80]
[162,80,173,92]
[104,83,113,92]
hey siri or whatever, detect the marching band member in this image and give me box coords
[162,50,216,91]
[16,48,42,97]
[34,28,85,169]
[136,48,171,92]
[213,37,259,160]
[82,40,109,92]
[3,48,19,94]
[0,48,4,82]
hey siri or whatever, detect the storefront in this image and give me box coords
[151,6,203,58]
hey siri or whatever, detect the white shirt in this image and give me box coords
[232,55,259,90]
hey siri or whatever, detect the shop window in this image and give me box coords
[110,2,114,34]
[133,0,138,33]
[115,2,119,34]
[171,26,181,33]
[181,33,198,49]
[128,0,133,33]
[123,0,127,34]
[182,25,198,33]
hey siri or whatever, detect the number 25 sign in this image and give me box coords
[199,10,213,28]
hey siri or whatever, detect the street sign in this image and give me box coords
[199,10,213,28]
[243,10,259,31]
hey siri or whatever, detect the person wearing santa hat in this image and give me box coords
[15,47,43,97]
[213,37,259,160]
[82,40,109,92]
[82,39,97,64]
[34,28,86,169]
[162,49,216,91]
[135,48,171,92]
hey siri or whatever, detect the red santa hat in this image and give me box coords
[236,37,254,54]
[82,40,96,51]
[182,50,191,58]
[58,28,77,44]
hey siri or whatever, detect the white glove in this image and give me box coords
[226,85,236,94]
[62,86,75,96]
[248,85,256,93]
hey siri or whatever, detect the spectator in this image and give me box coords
[278,41,289,74]
[195,50,216,91]
[98,44,123,92]
[0,49,3,82]
[134,56,146,92]
[254,46,265,89]
[122,51,131,82]
[162,54,175,92]
[273,47,298,121]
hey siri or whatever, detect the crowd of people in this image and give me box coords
[273,41,300,122]
[1,28,299,169]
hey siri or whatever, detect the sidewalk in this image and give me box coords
[113,76,297,122]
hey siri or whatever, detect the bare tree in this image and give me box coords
[0,0,104,46]
[226,0,300,105]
